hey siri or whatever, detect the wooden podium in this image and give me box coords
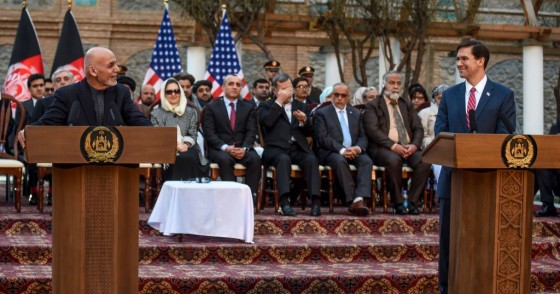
[423,133,558,294]
[24,126,176,294]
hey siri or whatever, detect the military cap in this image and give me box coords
[263,60,281,69]
[298,66,315,76]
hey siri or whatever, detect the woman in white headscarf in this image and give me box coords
[151,78,208,181]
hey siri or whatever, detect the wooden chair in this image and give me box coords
[0,94,25,212]
[381,164,432,213]
[37,162,52,213]
[139,163,164,213]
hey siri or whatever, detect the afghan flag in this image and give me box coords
[51,9,85,82]
[3,8,43,102]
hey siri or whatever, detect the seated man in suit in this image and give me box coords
[15,73,45,205]
[31,68,75,124]
[314,83,373,216]
[202,74,261,199]
[257,73,321,216]
[363,71,431,215]
[19,47,151,148]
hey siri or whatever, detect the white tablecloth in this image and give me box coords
[148,181,254,243]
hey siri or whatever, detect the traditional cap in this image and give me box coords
[117,75,136,92]
[263,60,281,69]
[298,66,315,76]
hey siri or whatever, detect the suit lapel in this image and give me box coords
[454,83,468,130]
[327,104,344,138]
[476,79,494,120]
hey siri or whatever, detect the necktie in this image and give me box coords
[466,87,476,129]
[338,110,352,148]
[391,100,409,145]
[229,102,236,130]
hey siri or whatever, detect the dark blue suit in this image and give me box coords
[314,104,372,203]
[434,78,516,292]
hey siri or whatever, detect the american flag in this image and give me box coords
[142,3,182,101]
[204,10,250,100]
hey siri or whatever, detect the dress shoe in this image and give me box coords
[310,201,321,216]
[534,203,558,217]
[28,194,37,205]
[348,200,369,216]
[408,203,420,215]
[278,203,296,216]
[394,204,408,215]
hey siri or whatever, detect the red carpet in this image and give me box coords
[0,205,559,293]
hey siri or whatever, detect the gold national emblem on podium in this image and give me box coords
[501,134,537,169]
[80,126,124,163]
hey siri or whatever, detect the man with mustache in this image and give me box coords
[363,71,430,216]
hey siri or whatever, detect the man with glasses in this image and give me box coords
[363,71,430,216]
[292,77,311,105]
[263,60,281,84]
[314,83,373,216]
[298,66,321,104]
[44,78,54,96]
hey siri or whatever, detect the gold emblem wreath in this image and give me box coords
[503,135,534,168]
[84,127,120,163]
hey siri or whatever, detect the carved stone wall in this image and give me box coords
[0,0,53,8]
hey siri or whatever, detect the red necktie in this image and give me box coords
[229,102,236,130]
[466,87,476,129]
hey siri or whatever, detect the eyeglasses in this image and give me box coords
[165,89,181,95]
[265,68,279,73]
[45,88,55,93]
[411,96,425,101]
[183,177,211,184]
[333,93,348,98]
[296,85,309,89]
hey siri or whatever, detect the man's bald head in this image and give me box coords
[84,47,120,90]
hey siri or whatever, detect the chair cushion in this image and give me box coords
[139,163,153,168]
[0,159,24,168]
[37,163,53,168]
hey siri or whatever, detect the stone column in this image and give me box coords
[378,37,400,89]
[325,52,341,87]
[522,42,544,134]
[187,46,206,81]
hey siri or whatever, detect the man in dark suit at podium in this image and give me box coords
[203,74,261,199]
[35,47,150,127]
[434,39,516,294]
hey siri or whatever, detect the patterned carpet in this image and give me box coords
[0,205,559,293]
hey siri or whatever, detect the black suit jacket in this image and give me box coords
[308,86,322,104]
[30,95,54,124]
[35,79,151,126]
[362,96,424,158]
[202,97,257,150]
[314,104,367,162]
[257,98,312,152]
[15,99,35,127]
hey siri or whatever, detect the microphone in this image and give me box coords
[468,109,478,133]
[499,112,516,134]
[67,101,81,126]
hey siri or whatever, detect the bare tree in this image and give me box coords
[310,0,435,90]
[171,0,276,60]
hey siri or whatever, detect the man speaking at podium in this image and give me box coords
[434,40,516,294]
[18,47,150,147]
